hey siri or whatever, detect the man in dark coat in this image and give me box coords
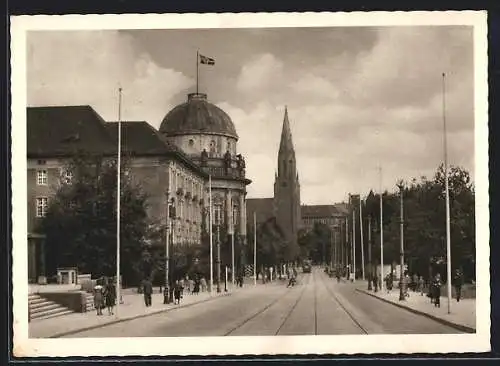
[453,269,464,302]
[143,279,153,307]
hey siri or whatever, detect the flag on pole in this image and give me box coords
[199,54,215,65]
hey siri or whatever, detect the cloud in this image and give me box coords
[26,27,475,204]
[236,53,284,92]
[27,31,193,128]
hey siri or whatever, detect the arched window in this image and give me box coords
[189,138,194,147]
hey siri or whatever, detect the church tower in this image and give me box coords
[274,107,301,253]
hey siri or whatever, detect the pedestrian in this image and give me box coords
[432,273,442,307]
[179,278,185,297]
[418,276,425,296]
[188,277,194,294]
[193,278,200,295]
[453,269,463,302]
[143,278,153,307]
[104,278,116,315]
[93,282,104,316]
[200,277,207,292]
[412,273,418,292]
[174,280,183,305]
[385,274,393,293]
[403,273,410,298]
[373,273,378,292]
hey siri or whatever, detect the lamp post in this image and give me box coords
[216,224,221,293]
[368,215,373,291]
[397,181,405,301]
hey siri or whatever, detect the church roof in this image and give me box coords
[159,93,238,139]
[301,204,348,218]
[246,198,275,224]
[27,105,117,158]
[279,106,295,153]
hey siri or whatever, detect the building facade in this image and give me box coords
[27,97,251,283]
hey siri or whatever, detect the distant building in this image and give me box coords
[27,92,251,284]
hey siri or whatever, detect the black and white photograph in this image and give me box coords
[11,11,489,356]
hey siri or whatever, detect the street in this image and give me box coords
[64,267,462,337]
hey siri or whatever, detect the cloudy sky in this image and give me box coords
[27,26,474,204]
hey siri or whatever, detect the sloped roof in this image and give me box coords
[301,204,348,218]
[246,198,275,224]
[105,121,179,156]
[105,121,207,177]
[27,105,117,157]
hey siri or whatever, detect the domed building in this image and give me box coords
[160,92,252,275]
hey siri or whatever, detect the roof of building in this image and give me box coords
[159,93,238,139]
[27,105,117,157]
[105,121,207,177]
[246,198,275,224]
[105,121,180,156]
[301,204,348,218]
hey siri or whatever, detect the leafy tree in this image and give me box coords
[361,164,475,282]
[40,153,150,287]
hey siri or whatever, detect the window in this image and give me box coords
[61,169,73,184]
[36,197,48,217]
[189,139,194,147]
[232,205,239,228]
[37,170,47,185]
[214,204,223,226]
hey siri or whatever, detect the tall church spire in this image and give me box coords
[274,106,301,256]
[279,106,295,153]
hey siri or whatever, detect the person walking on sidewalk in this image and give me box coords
[93,282,104,316]
[104,277,116,315]
[453,269,464,302]
[431,273,442,307]
[143,278,153,307]
[418,275,425,296]
[174,280,183,305]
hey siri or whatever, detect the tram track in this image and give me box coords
[224,273,311,336]
[317,271,369,334]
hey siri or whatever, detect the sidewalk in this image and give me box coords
[29,280,277,338]
[30,289,229,338]
[343,279,476,333]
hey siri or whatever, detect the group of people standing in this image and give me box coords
[142,275,213,307]
[381,269,464,308]
[93,277,116,316]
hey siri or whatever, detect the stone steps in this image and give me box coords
[28,293,74,321]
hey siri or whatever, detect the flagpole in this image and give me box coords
[379,166,384,292]
[253,211,257,286]
[360,197,365,281]
[116,87,122,318]
[231,206,235,286]
[443,72,452,314]
[209,174,213,295]
[196,50,199,94]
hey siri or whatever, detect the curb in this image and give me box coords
[49,292,233,338]
[355,288,475,333]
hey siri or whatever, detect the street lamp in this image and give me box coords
[368,215,373,291]
[216,223,221,293]
[397,181,405,301]
[164,197,175,304]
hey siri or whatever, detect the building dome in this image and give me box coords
[160,93,238,139]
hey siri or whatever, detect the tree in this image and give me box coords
[298,222,332,265]
[40,153,150,287]
[361,164,475,282]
